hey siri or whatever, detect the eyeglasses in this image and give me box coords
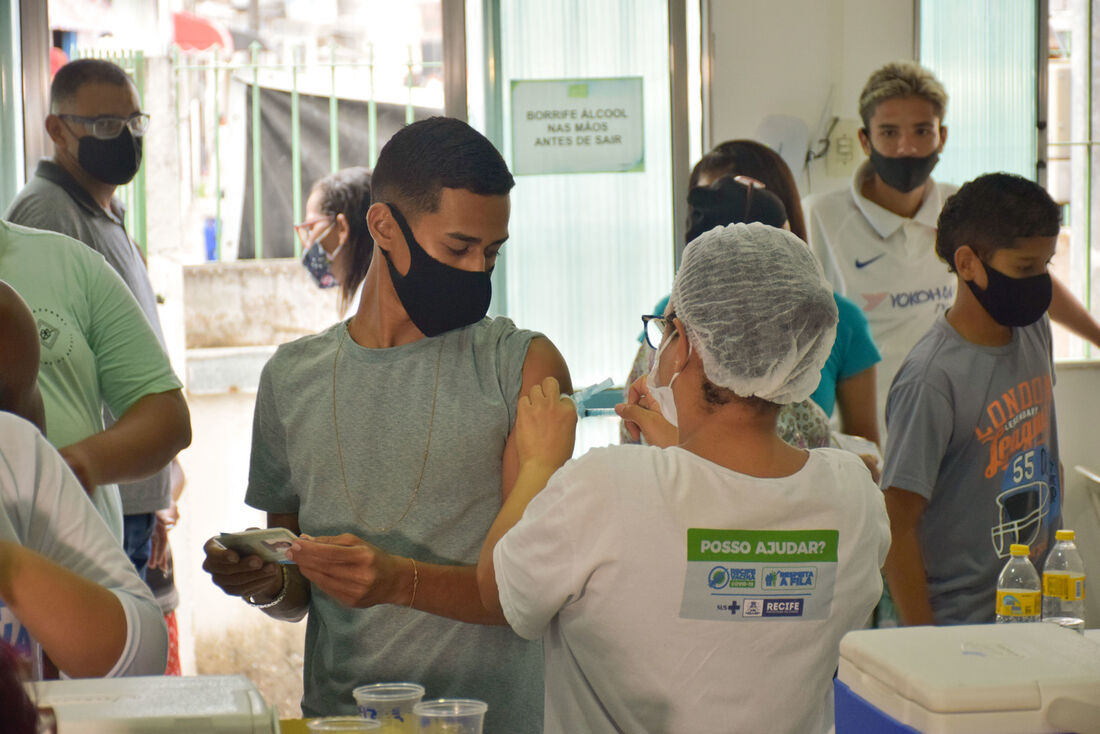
[641,312,676,350]
[293,217,335,248]
[59,113,151,139]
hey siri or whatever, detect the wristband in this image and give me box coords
[246,565,289,609]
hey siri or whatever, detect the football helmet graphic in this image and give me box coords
[990,479,1050,558]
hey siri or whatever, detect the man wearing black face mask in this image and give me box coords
[203,117,571,730]
[5,59,184,585]
[804,61,1100,430]
[881,173,1063,627]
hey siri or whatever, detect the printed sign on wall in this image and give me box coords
[511,77,644,175]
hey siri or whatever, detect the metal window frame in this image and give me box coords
[442,0,469,121]
[19,0,48,180]
[670,0,690,267]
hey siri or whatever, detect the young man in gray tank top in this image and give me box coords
[203,117,570,730]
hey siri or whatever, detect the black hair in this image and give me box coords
[689,140,807,241]
[312,167,373,313]
[370,117,514,216]
[50,58,135,112]
[701,379,779,415]
[686,177,788,243]
[935,173,1061,272]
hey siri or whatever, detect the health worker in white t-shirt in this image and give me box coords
[804,61,1100,428]
[477,224,891,734]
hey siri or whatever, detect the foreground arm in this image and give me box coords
[478,377,577,614]
[203,512,310,623]
[1049,275,1100,347]
[0,542,126,677]
[883,487,935,626]
[835,366,880,447]
[3,419,166,676]
[614,373,679,447]
[60,389,191,494]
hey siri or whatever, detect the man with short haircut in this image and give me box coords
[804,61,1100,425]
[882,173,1062,626]
[6,58,174,580]
[204,117,570,729]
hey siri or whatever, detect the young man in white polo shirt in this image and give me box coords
[805,61,1100,424]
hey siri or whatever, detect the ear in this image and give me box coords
[954,245,986,287]
[334,212,350,247]
[365,202,399,254]
[937,124,948,152]
[45,114,68,147]
[858,126,872,157]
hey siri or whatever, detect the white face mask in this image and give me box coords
[646,333,689,427]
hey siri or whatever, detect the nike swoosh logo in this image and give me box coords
[855,254,886,269]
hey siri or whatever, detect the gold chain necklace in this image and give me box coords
[331,325,444,533]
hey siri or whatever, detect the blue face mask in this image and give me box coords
[300,221,341,289]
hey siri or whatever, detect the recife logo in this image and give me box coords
[708,566,756,589]
[762,567,816,589]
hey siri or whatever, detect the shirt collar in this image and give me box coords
[849,159,944,239]
[34,159,126,224]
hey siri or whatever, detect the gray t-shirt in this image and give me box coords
[5,160,171,514]
[881,313,1061,625]
[246,318,544,730]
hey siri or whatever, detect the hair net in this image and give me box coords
[670,222,837,404]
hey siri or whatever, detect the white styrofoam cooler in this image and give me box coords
[836,623,1100,734]
[25,674,280,733]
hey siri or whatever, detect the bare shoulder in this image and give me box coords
[521,336,572,393]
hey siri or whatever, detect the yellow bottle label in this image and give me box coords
[1043,573,1085,601]
[996,589,1040,616]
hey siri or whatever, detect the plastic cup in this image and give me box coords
[306,717,382,732]
[413,699,488,734]
[352,682,426,733]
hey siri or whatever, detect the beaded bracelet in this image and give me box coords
[246,564,289,609]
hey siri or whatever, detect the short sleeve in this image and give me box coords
[835,295,881,380]
[18,417,167,676]
[82,252,181,418]
[244,358,299,513]
[494,465,585,640]
[489,318,540,430]
[880,379,953,499]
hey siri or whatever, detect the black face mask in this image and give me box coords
[964,261,1052,327]
[382,203,492,336]
[78,129,143,186]
[867,143,939,194]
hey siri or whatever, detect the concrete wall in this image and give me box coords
[183,259,345,349]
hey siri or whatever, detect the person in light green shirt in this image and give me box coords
[0,220,190,540]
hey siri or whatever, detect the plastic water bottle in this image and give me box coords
[996,544,1041,623]
[1042,529,1086,633]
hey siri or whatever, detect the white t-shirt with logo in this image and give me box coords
[0,412,167,677]
[494,445,890,734]
[803,161,958,425]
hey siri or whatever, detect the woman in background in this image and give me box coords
[295,167,374,317]
[627,140,881,450]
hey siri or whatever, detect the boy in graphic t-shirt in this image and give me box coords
[881,173,1062,626]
